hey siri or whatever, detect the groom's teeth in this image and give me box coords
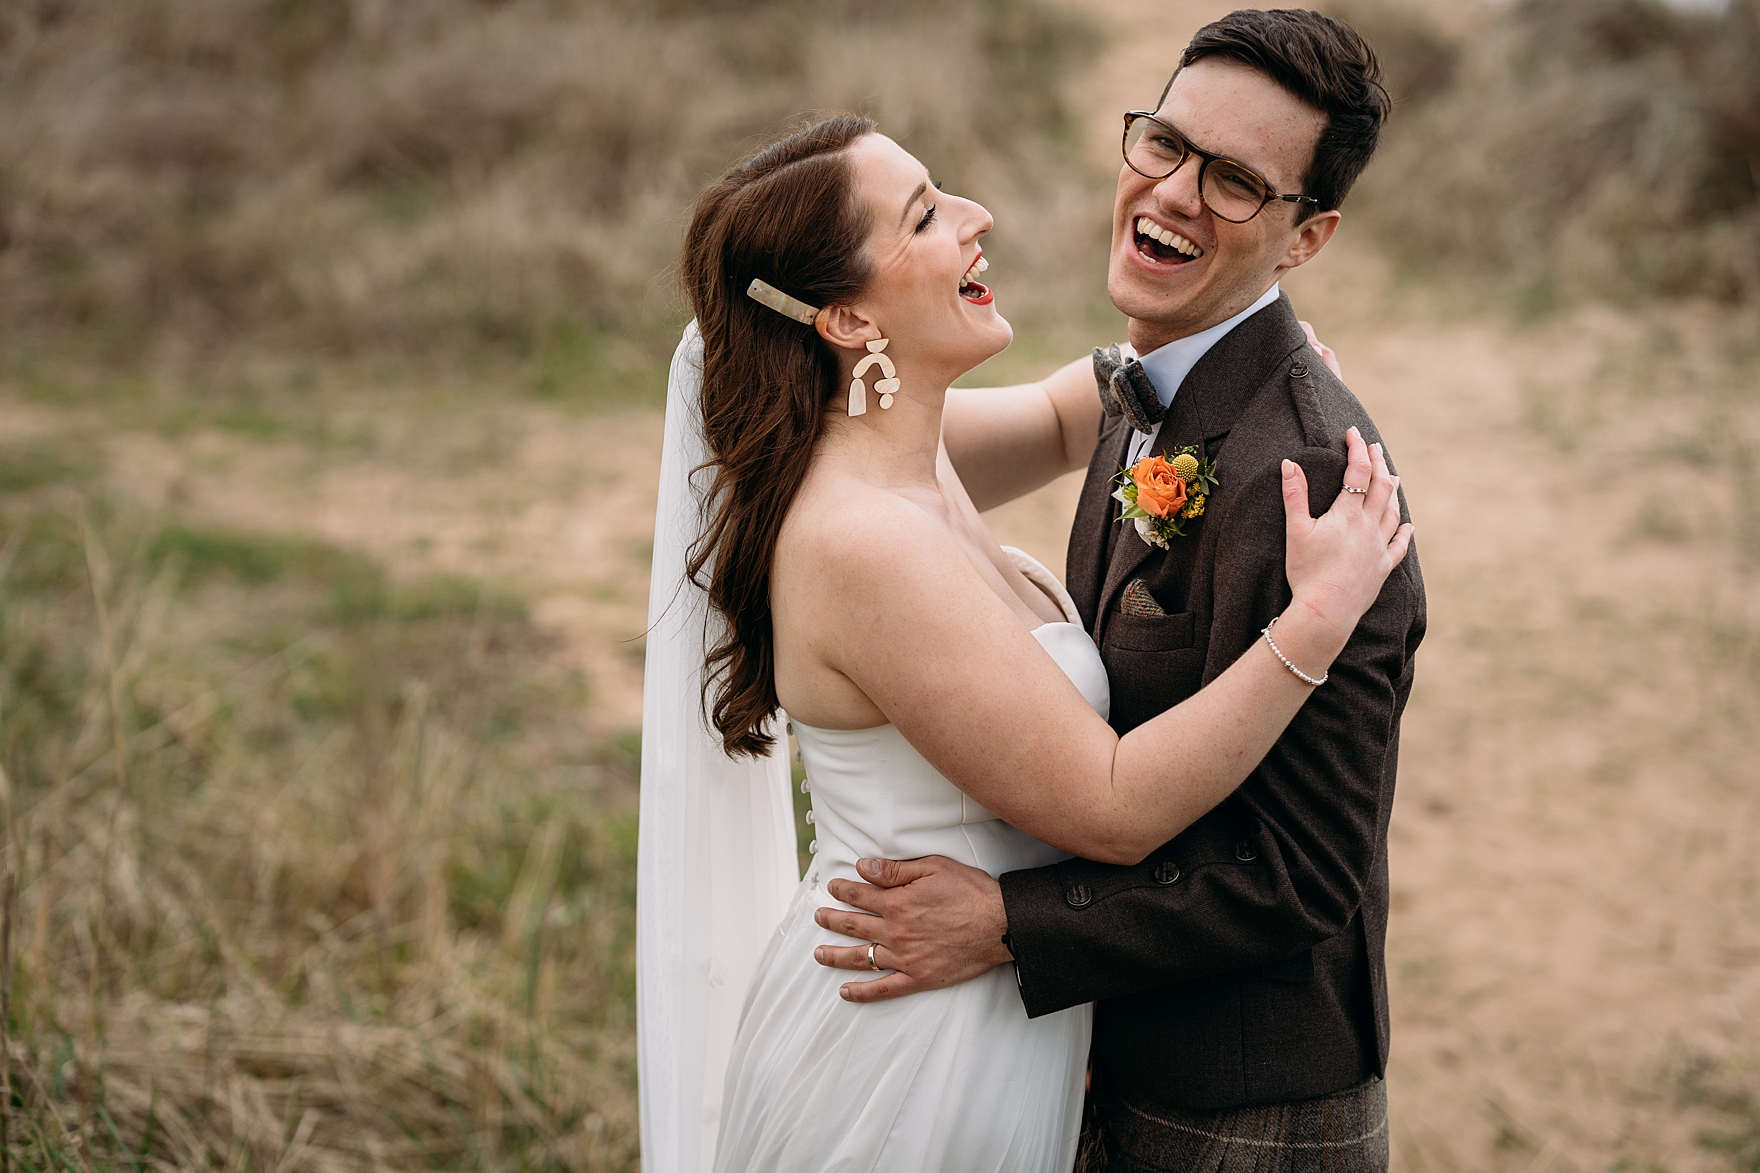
[1137,217,1204,258]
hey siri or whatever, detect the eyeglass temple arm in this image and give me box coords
[1276,194,1320,205]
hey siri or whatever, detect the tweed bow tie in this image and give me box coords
[1093,344,1165,434]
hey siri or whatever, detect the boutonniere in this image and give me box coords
[1112,446,1219,549]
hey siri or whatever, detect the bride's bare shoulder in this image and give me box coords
[778,472,974,605]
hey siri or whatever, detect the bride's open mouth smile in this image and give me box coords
[1131,216,1205,267]
[958,249,992,305]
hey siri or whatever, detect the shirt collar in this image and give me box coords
[1124,282,1282,409]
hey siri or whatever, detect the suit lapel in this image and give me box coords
[1066,413,1135,633]
[1181,291,1311,447]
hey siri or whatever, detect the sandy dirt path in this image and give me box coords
[103,403,662,738]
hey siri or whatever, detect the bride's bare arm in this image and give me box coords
[940,357,1099,511]
[811,430,1409,866]
[941,323,1342,513]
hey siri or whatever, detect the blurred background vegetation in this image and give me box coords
[0,0,1107,395]
[0,0,1757,1169]
[1353,0,1759,307]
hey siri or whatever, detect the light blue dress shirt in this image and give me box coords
[1124,282,1283,466]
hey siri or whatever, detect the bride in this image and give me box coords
[637,115,1411,1173]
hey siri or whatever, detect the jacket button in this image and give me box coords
[1290,362,1309,378]
[1154,862,1181,885]
[1065,884,1093,908]
[1235,842,1257,862]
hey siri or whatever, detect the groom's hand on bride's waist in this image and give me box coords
[812,856,1012,1003]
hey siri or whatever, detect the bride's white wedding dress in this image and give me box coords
[639,327,1103,1173]
[712,549,1108,1173]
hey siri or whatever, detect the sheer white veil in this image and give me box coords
[637,320,801,1173]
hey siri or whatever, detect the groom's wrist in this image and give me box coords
[978,881,1013,969]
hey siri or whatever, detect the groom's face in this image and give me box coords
[1109,58,1340,352]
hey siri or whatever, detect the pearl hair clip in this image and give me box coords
[746,279,820,325]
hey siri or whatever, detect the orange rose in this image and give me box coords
[1131,455,1189,519]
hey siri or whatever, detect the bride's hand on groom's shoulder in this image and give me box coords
[1281,426,1413,642]
[811,856,1012,1004]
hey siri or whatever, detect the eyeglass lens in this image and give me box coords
[1123,118,1272,223]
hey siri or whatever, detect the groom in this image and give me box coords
[814,10,1423,1169]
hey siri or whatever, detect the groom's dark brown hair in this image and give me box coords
[1161,8,1392,220]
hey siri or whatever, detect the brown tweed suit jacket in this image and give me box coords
[997,293,1426,1111]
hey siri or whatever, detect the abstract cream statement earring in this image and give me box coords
[849,339,898,417]
[741,281,898,417]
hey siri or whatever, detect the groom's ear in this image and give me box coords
[817,304,884,352]
[1277,209,1342,274]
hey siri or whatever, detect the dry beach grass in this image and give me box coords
[1,0,1758,1169]
[0,439,646,1169]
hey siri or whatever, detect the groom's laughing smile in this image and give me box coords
[1110,57,1339,355]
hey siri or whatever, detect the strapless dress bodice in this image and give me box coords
[790,547,1110,886]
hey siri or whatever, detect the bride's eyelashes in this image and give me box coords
[912,180,945,235]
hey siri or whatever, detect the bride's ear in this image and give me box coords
[816,304,883,353]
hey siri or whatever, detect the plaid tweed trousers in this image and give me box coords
[1084,1075,1388,1173]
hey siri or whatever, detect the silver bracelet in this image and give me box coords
[1262,615,1328,686]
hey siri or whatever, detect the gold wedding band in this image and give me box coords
[867,943,880,970]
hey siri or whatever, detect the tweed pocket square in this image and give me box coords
[1120,579,1167,618]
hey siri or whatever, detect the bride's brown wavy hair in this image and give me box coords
[680,114,877,757]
